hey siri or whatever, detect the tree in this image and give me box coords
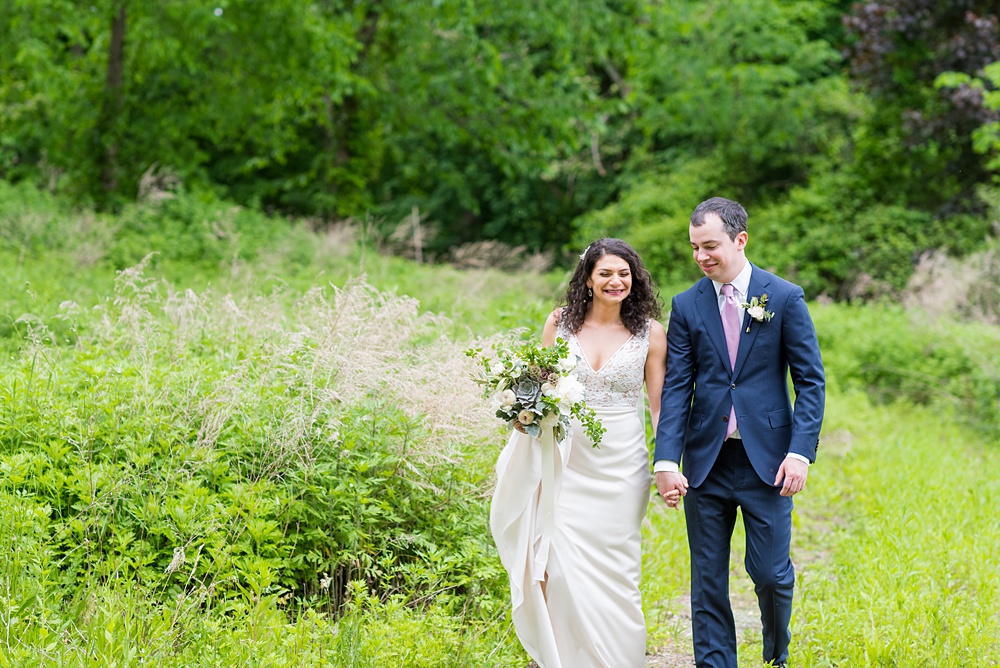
[843,0,1000,212]
[0,0,631,252]
[570,0,857,282]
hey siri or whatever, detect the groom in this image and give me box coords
[654,197,825,668]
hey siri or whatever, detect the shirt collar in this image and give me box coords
[712,259,753,298]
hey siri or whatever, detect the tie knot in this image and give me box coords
[721,283,734,297]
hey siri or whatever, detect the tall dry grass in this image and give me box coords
[448,240,553,273]
[904,241,1000,324]
[82,258,510,532]
[3,256,514,636]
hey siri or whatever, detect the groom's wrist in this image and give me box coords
[785,452,811,466]
[653,460,679,473]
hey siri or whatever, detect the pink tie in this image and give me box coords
[721,283,740,438]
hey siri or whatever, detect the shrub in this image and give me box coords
[0,265,509,614]
[752,174,995,299]
[106,193,317,269]
[813,303,1000,436]
[570,157,720,287]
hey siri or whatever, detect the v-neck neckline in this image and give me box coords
[575,332,635,374]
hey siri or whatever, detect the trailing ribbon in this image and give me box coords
[532,426,557,581]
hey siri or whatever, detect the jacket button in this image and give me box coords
[730,383,736,390]
[722,416,729,422]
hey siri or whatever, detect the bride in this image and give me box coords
[490,238,672,667]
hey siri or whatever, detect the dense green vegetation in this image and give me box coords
[3,1,1000,298]
[3,1,1000,664]
[2,186,999,664]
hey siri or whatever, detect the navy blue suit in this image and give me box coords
[655,264,825,667]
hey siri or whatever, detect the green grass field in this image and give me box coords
[2,213,999,666]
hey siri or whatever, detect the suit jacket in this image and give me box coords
[655,264,825,488]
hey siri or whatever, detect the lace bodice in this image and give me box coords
[556,319,649,408]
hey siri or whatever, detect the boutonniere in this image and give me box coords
[740,294,774,332]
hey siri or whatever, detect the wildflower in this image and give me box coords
[499,389,516,408]
[165,546,185,574]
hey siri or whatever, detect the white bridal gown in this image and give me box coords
[490,321,651,668]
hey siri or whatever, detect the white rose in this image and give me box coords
[490,361,505,376]
[748,305,765,321]
[556,355,577,373]
[517,410,535,425]
[541,382,554,396]
[553,375,585,412]
[559,376,585,402]
[499,389,516,408]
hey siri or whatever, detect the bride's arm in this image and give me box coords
[541,308,561,347]
[644,320,667,427]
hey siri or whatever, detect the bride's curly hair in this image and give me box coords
[560,238,662,335]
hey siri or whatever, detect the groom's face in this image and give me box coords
[689,213,747,284]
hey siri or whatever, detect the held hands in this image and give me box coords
[775,456,809,496]
[655,471,689,509]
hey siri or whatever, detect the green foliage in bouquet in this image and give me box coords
[466,337,605,446]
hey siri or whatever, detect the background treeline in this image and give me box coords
[4,3,1000,664]
[3,0,1000,299]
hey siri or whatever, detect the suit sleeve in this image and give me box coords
[655,296,695,464]
[781,286,826,462]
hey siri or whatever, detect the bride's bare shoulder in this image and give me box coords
[542,308,564,345]
[648,319,667,347]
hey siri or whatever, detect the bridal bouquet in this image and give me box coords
[466,338,605,446]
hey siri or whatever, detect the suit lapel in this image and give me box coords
[695,279,731,370]
[733,267,770,378]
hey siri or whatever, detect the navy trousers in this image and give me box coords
[684,438,795,668]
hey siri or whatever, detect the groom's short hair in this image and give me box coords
[691,197,748,240]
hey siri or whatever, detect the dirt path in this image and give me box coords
[643,579,761,667]
[640,433,846,668]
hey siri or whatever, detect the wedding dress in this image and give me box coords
[490,320,651,668]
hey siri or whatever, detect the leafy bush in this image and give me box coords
[813,303,1000,436]
[0,180,114,261]
[751,172,995,299]
[571,157,720,287]
[106,192,319,269]
[0,265,509,614]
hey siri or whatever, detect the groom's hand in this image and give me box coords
[775,456,809,496]
[655,471,688,509]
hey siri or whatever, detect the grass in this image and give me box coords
[0,247,542,667]
[6,382,995,666]
[641,391,1000,666]
[793,394,1000,665]
[0,584,527,667]
[0,246,563,356]
[2,193,999,665]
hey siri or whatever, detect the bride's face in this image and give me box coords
[587,254,632,306]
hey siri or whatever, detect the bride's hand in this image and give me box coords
[655,471,688,509]
[661,488,681,508]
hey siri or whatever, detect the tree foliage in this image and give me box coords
[0,0,628,250]
[2,0,1000,298]
[843,0,1000,211]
